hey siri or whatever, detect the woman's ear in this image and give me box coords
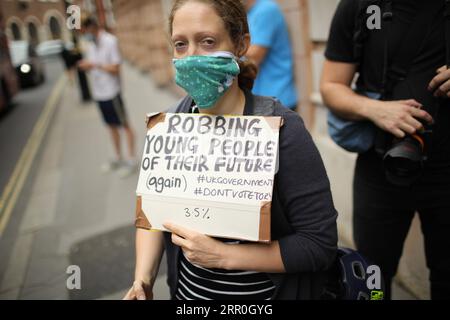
[237,34,251,57]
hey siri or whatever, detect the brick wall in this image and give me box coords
[113,0,173,87]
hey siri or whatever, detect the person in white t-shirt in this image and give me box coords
[78,17,137,177]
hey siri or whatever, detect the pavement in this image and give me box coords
[0,61,417,300]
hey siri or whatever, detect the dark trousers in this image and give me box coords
[353,150,450,300]
[77,69,92,102]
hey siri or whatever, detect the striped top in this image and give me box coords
[175,240,276,300]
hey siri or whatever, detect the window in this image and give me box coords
[27,22,39,44]
[49,16,61,39]
[10,22,22,40]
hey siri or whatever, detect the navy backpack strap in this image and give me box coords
[165,96,193,113]
[252,95,278,116]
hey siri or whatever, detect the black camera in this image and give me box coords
[375,72,441,187]
[382,127,432,187]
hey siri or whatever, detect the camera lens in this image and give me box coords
[383,135,424,186]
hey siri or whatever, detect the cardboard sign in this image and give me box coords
[135,112,282,242]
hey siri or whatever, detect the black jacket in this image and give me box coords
[162,90,338,299]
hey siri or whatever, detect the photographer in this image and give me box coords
[321,0,450,299]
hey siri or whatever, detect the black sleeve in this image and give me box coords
[275,110,338,273]
[325,0,359,63]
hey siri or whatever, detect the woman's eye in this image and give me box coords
[174,41,187,50]
[201,39,215,47]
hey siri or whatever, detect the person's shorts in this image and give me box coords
[97,94,128,127]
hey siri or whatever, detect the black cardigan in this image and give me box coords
[162,90,338,299]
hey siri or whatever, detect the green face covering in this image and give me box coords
[173,52,241,109]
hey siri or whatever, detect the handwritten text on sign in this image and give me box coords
[136,113,281,241]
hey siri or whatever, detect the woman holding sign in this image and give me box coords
[124,0,338,300]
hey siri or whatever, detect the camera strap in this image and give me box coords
[445,0,450,67]
[380,0,392,99]
[380,1,438,99]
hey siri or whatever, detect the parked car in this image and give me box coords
[9,41,45,88]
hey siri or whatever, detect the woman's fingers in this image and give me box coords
[133,281,146,300]
[122,288,136,300]
[164,222,196,239]
[171,233,190,249]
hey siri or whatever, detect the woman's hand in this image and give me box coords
[429,65,450,98]
[366,99,433,138]
[123,280,154,300]
[163,222,227,269]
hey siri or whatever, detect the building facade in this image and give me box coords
[1,0,71,44]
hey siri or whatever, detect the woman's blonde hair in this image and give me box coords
[169,0,258,90]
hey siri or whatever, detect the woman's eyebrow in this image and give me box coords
[171,34,186,41]
[194,31,219,39]
[171,31,220,42]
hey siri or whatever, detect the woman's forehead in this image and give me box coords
[172,2,226,35]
